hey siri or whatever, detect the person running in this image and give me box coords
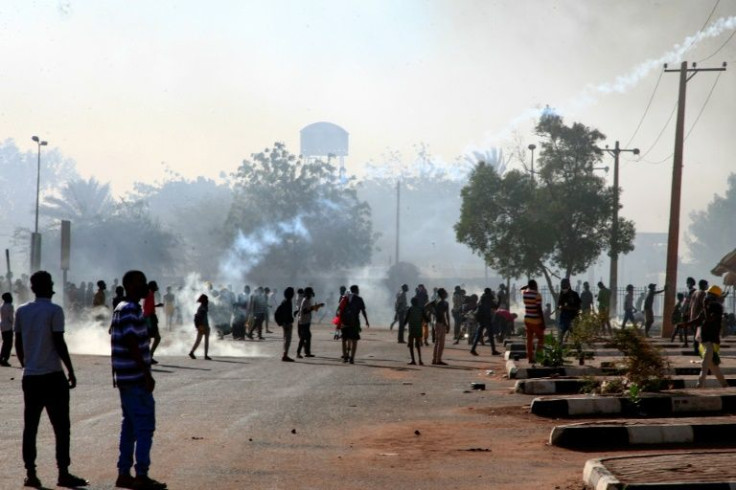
[621,285,637,329]
[296,287,323,358]
[188,294,211,360]
[404,297,424,365]
[522,280,545,364]
[643,283,666,337]
[110,270,167,490]
[341,285,369,364]
[432,288,450,365]
[274,287,295,362]
[596,282,612,336]
[143,281,163,365]
[15,271,87,489]
[0,292,14,366]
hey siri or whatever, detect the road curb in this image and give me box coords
[506,361,736,379]
[531,393,736,418]
[551,421,736,448]
[582,453,736,489]
[515,378,736,395]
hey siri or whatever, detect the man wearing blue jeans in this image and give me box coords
[110,270,166,490]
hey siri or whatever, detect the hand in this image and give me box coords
[366,322,370,328]
[67,371,77,389]
[144,373,156,393]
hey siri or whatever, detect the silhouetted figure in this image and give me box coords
[189,294,211,360]
[110,270,166,490]
[558,278,581,343]
[395,284,409,343]
[112,286,125,310]
[596,282,612,336]
[163,287,176,331]
[0,292,13,366]
[644,283,666,337]
[451,286,464,344]
[404,297,424,365]
[432,288,450,365]
[247,287,268,340]
[296,287,323,358]
[342,285,369,364]
[580,282,593,314]
[275,287,295,362]
[15,271,87,488]
[621,285,637,329]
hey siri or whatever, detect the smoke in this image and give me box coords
[480,16,736,146]
[218,216,311,286]
[64,273,267,358]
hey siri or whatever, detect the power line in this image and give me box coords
[699,28,736,62]
[624,70,664,148]
[685,0,721,51]
[637,101,677,160]
[636,69,723,165]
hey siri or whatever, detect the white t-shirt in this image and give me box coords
[297,297,313,325]
[14,298,64,376]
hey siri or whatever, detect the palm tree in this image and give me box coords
[41,177,115,223]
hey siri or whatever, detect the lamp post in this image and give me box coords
[30,136,47,273]
[528,144,537,183]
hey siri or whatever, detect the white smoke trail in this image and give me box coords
[479,16,736,146]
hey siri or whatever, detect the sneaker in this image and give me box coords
[204,356,212,360]
[150,358,159,365]
[296,354,303,359]
[305,354,315,358]
[282,356,295,362]
[349,358,354,364]
[408,361,416,365]
[115,473,136,489]
[491,350,501,356]
[418,360,424,366]
[437,361,448,366]
[133,475,167,490]
[342,356,349,363]
[57,472,88,488]
[470,350,479,356]
[188,352,196,359]
[24,475,41,488]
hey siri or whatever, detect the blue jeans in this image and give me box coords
[118,383,156,476]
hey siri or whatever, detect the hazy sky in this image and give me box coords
[2,0,735,237]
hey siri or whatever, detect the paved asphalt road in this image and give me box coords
[0,325,587,490]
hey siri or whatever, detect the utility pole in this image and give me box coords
[395,180,400,266]
[601,141,639,320]
[661,61,727,339]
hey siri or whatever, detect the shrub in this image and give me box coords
[610,329,670,392]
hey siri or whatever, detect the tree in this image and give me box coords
[41,177,115,222]
[687,173,736,270]
[224,142,374,285]
[455,112,636,299]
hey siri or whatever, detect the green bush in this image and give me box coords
[610,329,670,392]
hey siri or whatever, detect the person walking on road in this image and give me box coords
[395,284,409,343]
[111,270,167,490]
[188,294,212,360]
[296,287,323,358]
[342,285,369,364]
[15,271,88,489]
[621,285,637,329]
[643,283,666,337]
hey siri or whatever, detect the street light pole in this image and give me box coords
[601,141,639,320]
[528,144,536,184]
[31,136,47,272]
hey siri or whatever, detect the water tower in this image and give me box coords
[300,122,349,182]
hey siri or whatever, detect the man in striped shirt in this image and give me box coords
[110,270,166,490]
[522,280,545,364]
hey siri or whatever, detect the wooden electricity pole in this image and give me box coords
[661,61,727,338]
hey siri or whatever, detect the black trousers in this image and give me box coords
[297,323,312,355]
[22,371,71,471]
[0,330,12,361]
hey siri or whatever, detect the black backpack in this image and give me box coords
[274,300,291,326]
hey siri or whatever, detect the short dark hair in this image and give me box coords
[1,292,11,302]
